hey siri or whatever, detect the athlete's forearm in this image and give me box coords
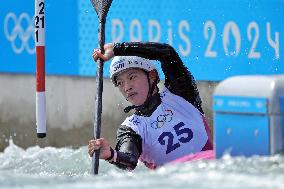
[112,125,142,170]
[111,151,138,170]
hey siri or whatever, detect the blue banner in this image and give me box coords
[1,0,283,81]
[0,0,79,75]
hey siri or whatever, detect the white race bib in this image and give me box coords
[121,89,208,167]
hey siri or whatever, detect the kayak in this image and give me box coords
[142,150,214,169]
[170,150,215,164]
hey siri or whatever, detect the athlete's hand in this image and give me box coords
[92,43,114,62]
[88,138,112,160]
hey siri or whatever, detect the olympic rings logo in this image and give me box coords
[151,109,173,129]
[4,12,35,54]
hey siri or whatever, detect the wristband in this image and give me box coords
[105,147,114,161]
[113,150,117,163]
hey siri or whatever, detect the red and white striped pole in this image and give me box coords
[35,0,46,138]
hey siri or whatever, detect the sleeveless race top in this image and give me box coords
[121,89,208,167]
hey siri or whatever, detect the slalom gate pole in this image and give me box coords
[35,0,46,138]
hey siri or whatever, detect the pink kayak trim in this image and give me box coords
[170,150,215,164]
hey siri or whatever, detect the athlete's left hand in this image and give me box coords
[92,43,114,62]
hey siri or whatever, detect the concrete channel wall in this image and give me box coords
[0,73,218,151]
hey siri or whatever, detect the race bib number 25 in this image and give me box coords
[158,122,193,154]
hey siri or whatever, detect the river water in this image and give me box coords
[0,140,283,189]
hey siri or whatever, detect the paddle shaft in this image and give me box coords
[92,20,105,175]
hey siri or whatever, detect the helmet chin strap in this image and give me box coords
[124,72,158,113]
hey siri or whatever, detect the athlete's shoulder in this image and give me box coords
[121,114,142,133]
[159,88,171,98]
[160,87,203,114]
[159,88,181,101]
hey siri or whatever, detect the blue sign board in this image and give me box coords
[0,0,283,81]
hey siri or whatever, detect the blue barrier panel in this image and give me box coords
[214,113,270,157]
[213,96,268,114]
[1,0,283,80]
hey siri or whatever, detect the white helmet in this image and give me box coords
[109,56,156,85]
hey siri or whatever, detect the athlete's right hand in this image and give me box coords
[88,138,112,160]
[92,43,114,62]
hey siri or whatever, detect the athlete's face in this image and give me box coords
[116,68,150,106]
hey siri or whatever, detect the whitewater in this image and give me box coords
[0,140,283,189]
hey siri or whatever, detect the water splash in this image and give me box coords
[1,140,284,189]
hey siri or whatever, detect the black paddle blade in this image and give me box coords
[90,0,113,21]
